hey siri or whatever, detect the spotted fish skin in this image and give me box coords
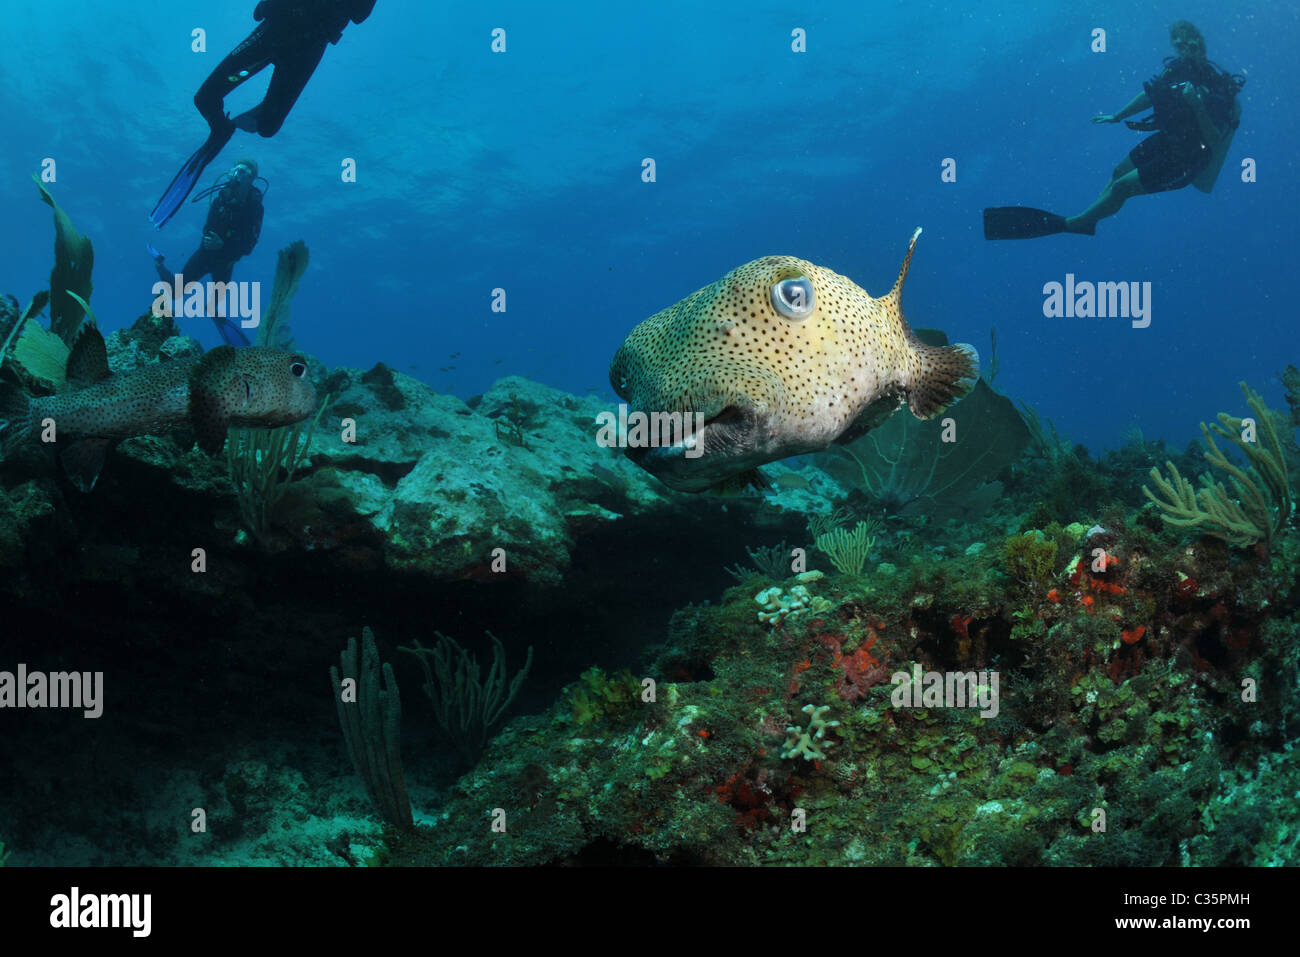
[0,329,316,489]
[26,359,196,440]
[610,229,978,492]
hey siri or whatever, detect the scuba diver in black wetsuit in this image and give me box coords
[150,0,377,228]
[149,159,266,346]
[984,21,1244,240]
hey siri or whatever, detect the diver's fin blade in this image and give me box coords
[149,127,235,228]
[214,316,252,348]
[983,207,1071,240]
[61,438,114,492]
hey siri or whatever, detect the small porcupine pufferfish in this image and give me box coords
[0,324,316,491]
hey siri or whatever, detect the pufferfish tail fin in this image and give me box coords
[878,227,980,419]
[905,340,980,419]
[0,381,33,461]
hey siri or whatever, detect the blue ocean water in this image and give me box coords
[0,1,1292,453]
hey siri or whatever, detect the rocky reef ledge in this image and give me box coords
[2,328,827,594]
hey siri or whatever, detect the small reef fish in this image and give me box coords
[773,472,812,491]
[609,229,978,492]
[0,325,317,491]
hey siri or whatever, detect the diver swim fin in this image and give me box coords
[149,123,235,228]
[983,207,1092,239]
[213,316,252,348]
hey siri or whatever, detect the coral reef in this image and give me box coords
[369,490,1299,865]
[1144,382,1293,547]
[755,581,831,626]
[2,183,1298,869]
[724,540,794,582]
[4,348,1298,866]
[399,631,533,763]
[331,628,412,830]
[815,520,877,575]
[781,704,840,760]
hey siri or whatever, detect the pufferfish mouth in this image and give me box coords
[698,404,755,453]
[703,405,743,429]
[624,401,763,473]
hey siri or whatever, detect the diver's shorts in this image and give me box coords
[1128,131,1209,193]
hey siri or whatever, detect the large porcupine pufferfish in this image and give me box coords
[609,228,979,492]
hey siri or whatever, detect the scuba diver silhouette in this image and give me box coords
[149,159,267,347]
[149,0,377,228]
[984,21,1244,239]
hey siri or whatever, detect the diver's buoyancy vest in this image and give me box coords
[1141,57,1244,136]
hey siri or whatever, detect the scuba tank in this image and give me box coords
[190,170,269,207]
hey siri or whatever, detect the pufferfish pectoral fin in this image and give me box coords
[191,411,231,456]
[707,468,773,496]
[189,345,239,455]
[835,390,906,446]
[61,437,116,492]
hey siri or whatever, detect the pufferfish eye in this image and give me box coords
[289,359,307,378]
[770,276,815,320]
